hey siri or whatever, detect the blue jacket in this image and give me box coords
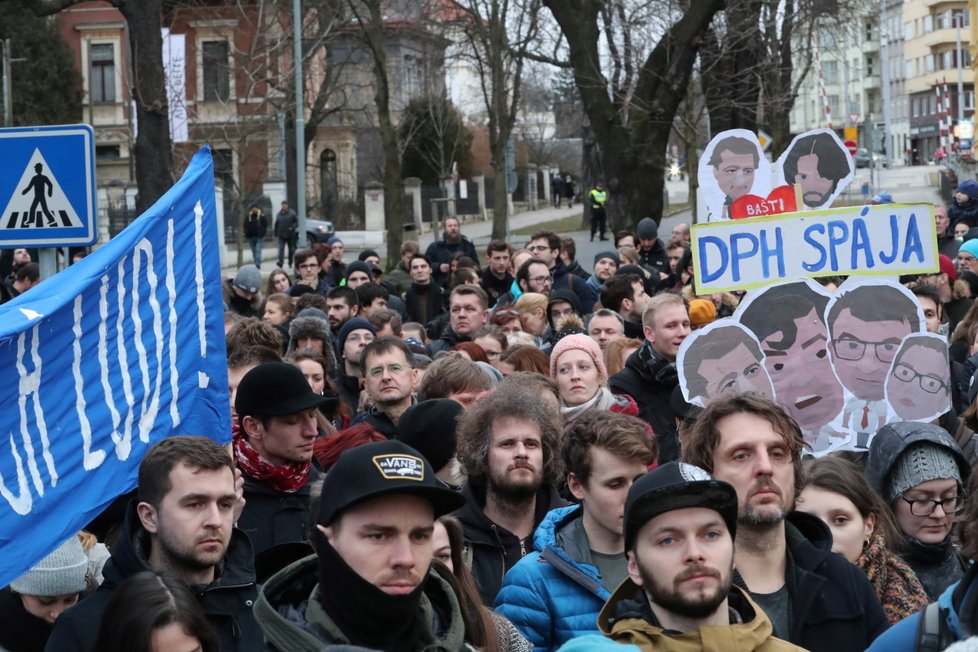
[495,505,617,652]
[867,561,978,651]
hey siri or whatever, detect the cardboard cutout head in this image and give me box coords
[884,334,951,421]
[776,129,855,209]
[678,322,774,407]
[699,130,772,221]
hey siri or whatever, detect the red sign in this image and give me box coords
[729,185,797,220]
[844,139,858,155]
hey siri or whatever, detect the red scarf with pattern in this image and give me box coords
[232,427,311,494]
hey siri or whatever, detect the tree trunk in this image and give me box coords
[700,0,763,136]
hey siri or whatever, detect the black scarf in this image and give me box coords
[0,588,54,652]
[314,531,428,651]
[904,535,954,566]
[637,339,678,386]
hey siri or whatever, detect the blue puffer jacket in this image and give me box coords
[495,505,616,652]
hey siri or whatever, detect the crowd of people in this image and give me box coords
[9,187,978,651]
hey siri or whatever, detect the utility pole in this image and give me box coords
[956,12,965,123]
[293,0,307,248]
[879,0,892,168]
[1,39,12,127]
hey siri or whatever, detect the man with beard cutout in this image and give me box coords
[560,462,805,652]
[46,437,262,652]
[681,393,888,652]
[255,439,468,651]
[454,384,567,605]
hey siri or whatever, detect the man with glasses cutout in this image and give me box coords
[825,283,921,447]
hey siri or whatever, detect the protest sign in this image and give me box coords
[0,147,229,588]
[697,129,772,222]
[692,203,938,294]
[775,128,855,210]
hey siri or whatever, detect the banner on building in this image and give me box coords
[0,148,229,588]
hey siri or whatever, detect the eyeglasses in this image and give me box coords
[830,337,899,363]
[891,363,948,394]
[898,493,964,516]
[298,262,319,269]
[366,363,411,379]
[526,244,550,253]
[529,275,553,285]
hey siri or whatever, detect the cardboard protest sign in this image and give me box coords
[691,203,938,294]
[775,128,855,210]
[729,185,797,220]
[678,277,945,456]
[698,129,772,222]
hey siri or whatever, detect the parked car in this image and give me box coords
[305,217,336,243]
[855,148,873,168]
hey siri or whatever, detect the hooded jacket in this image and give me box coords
[494,506,614,652]
[865,422,970,600]
[254,554,470,652]
[558,582,806,652]
[733,511,888,652]
[453,483,567,606]
[550,258,597,314]
[608,340,676,462]
[951,179,978,228]
[223,278,263,319]
[866,560,978,651]
[44,502,262,652]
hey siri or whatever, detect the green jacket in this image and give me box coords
[254,555,471,651]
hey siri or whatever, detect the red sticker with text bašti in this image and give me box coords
[729,185,797,220]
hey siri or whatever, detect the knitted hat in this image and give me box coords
[594,251,620,267]
[886,441,963,503]
[358,249,380,262]
[11,537,89,596]
[688,299,717,327]
[959,239,978,260]
[957,179,978,200]
[345,261,372,280]
[296,307,328,322]
[234,264,262,294]
[939,254,958,281]
[637,217,658,240]
[338,317,376,351]
[550,333,608,384]
[396,399,464,472]
[287,310,335,368]
[327,236,343,246]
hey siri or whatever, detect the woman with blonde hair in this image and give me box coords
[513,292,550,348]
[549,333,640,423]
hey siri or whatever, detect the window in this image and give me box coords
[966,91,975,110]
[866,22,873,41]
[906,61,914,79]
[202,40,230,101]
[925,54,934,73]
[90,43,115,103]
[823,60,838,85]
[866,56,874,76]
[827,94,840,118]
[924,15,933,32]
[96,145,120,160]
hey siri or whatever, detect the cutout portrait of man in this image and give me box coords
[737,279,846,452]
[884,334,951,422]
[678,322,774,407]
[776,129,855,209]
[698,129,772,221]
[825,278,924,447]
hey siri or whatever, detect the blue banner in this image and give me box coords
[0,147,230,588]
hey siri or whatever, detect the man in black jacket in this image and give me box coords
[635,217,670,280]
[46,436,261,652]
[528,231,597,313]
[273,200,298,268]
[609,293,689,462]
[453,383,567,605]
[425,216,479,286]
[682,393,889,652]
[404,253,446,326]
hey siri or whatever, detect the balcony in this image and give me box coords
[924,26,960,48]
[922,0,967,9]
[864,74,882,90]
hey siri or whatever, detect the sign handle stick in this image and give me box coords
[793,182,803,210]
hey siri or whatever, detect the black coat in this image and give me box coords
[45,502,262,652]
[637,239,670,278]
[480,268,514,308]
[237,466,322,559]
[425,236,480,285]
[608,342,680,463]
[551,258,597,314]
[732,512,888,652]
[404,282,446,325]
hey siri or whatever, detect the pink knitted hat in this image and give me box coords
[550,333,609,384]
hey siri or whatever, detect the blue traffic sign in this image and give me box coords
[0,124,97,248]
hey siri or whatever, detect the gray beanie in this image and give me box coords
[11,537,89,596]
[886,442,963,503]
[637,217,658,240]
[234,264,262,293]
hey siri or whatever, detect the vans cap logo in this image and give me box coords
[373,454,425,481]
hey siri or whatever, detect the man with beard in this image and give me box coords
[454,384,567,604]
[560,461,805,652]
[425,216,479,286]
[46,437,262,652]
[739,281,846,453]
[255,439,468,651]
[681,393,888,652]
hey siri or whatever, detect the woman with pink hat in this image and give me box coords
[549,333,642,423]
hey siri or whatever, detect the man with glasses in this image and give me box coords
[292,249,326,296]
[527,231,596,312]
[825,283,921,447]
[353,337,417,435]
[866,422,970,602]
[516,258,553,296]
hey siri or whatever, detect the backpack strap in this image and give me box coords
[915,601,952,652]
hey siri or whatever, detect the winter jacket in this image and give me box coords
[0,587,53,652]
[551,259,597,314]
[430,327,470,355]
[951,180,978,228]
[940,232,962,259]
[387,260,413,296]
[244,209,268,239]
[558,582,806,652]
[495,506,616,651]
[45,502,262,652]
[608,340,678,463]
[223,278,263,319]
[237,465,322,559]
[406,282,447,325]
[273,208,298,239]
[564,259,590,281]
[637,240,670,278]
[254,554,470,652]
[866,561,978,651]
[732,511,888,652]
[454,483,568,606]
[426,236,480,285]
[334,370,361,415]
[865,421,971,600]
[482,268,515,308]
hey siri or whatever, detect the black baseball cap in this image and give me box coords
[317,440,465,526]
[234,362,327,418]
[624,461,738,550]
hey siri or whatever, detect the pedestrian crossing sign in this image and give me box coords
[0,124,97,247]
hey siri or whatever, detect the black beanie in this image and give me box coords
[395,399,464,473]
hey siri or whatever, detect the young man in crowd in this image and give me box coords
[333,317,376,414]
[481,239,514,308]
[600,273,650,339]
[496,411,656,651]
[321,236,346,287]
[635,217,670,279]
[404,253,445,325]
[527,231,596,312]
[354,283,389,320]
[587,251,620,294]
[387,240,420,295]
[587,309,626,350]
